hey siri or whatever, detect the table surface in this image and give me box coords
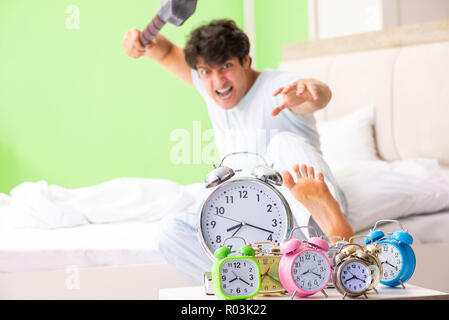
[159,284,449,300]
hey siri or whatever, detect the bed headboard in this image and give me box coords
[279,19,449,168]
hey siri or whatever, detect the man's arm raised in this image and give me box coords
[122,29,193,87]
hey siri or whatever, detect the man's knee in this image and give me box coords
[269,131,304,152]
[267,131,315,169]
[157,212,196,251]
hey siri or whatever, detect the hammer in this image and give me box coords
[139,0,198,47]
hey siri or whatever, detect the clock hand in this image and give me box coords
[212,213,243,224]
[344,275,356,284]
[261,267,271,278]
[245,223,274,234]
[266,274,281,284]
[384,260,398,271]
[229,271,240,283]
[226,223,243,232]
[300,269,322,279]
[239,277,250,286]
[230,270,250,286]
[231,224,243,237]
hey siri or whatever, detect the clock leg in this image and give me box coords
[290,290,297,300]
[321,289,328,298]
[342,293,347,300]
[399,279,405,289]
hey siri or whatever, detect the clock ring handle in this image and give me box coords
[288,225,319,240]
[223,236,247,249]
[371,219,407,233]
[349,235,374,246]
[327,235,345,241]
[339,242,365,253]
[327,235,348,248]
[218,151,269,168]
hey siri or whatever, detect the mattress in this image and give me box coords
[355,209,449,245]
[0,221,165,273]
[1,210,449,274]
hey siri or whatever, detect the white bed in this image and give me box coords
[1,19,448,299]
[1,211,448,274]
[0,222,164,273]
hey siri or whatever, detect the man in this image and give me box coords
[122,19,353,283]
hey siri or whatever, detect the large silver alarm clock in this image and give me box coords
[198,152,294,260]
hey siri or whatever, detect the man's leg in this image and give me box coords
[157,211,213,284]
[266,131,349,239]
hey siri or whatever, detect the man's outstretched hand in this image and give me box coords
[271,78,331,116]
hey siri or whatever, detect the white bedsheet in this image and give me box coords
[0,178,206,229]
[0,210,448,274]
[0,159,448,273]
[0,221,165,273]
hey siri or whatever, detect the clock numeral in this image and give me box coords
[266,204,272,213]
[271,219,278,227]
[239,191,248,199]
[225,196,234,204]
[215,207,225,215]
[216,235,222,243]
[211,221,216,228]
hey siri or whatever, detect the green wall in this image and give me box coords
[0,0,308,193]
[254,0,309,70]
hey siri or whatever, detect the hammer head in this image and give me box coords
[158,0,198,26]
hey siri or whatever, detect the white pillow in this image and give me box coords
[317,106,449,233]
[317,105,379,169]
[334,159,449,233]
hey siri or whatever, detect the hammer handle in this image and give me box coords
[139,15,166,47]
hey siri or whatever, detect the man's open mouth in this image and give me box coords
[215,86,233,99]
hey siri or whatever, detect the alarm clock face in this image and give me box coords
[292,250,331,292]
[219,258,260,297]
[199,178,292,259]
[339,261,372,294]
[377,242,403,281]
[258,257,283,292]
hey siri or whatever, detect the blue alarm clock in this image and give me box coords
[365,220,416,288]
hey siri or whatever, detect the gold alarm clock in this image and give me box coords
[332,236,381,299]
[364,243,383,292]
[325,236,349,288]
[251,241,286,295]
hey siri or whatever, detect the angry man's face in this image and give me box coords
[196,55,252,110]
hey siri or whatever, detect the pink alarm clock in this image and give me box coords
[278,226,332,298]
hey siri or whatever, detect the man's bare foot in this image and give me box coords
[282,164,353,242]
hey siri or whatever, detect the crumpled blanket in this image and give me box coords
[0,178,207,229]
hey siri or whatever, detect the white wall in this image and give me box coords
[310,0,449,39]
[315,0,383,39]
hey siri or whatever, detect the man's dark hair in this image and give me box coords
[184,19,251,69]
